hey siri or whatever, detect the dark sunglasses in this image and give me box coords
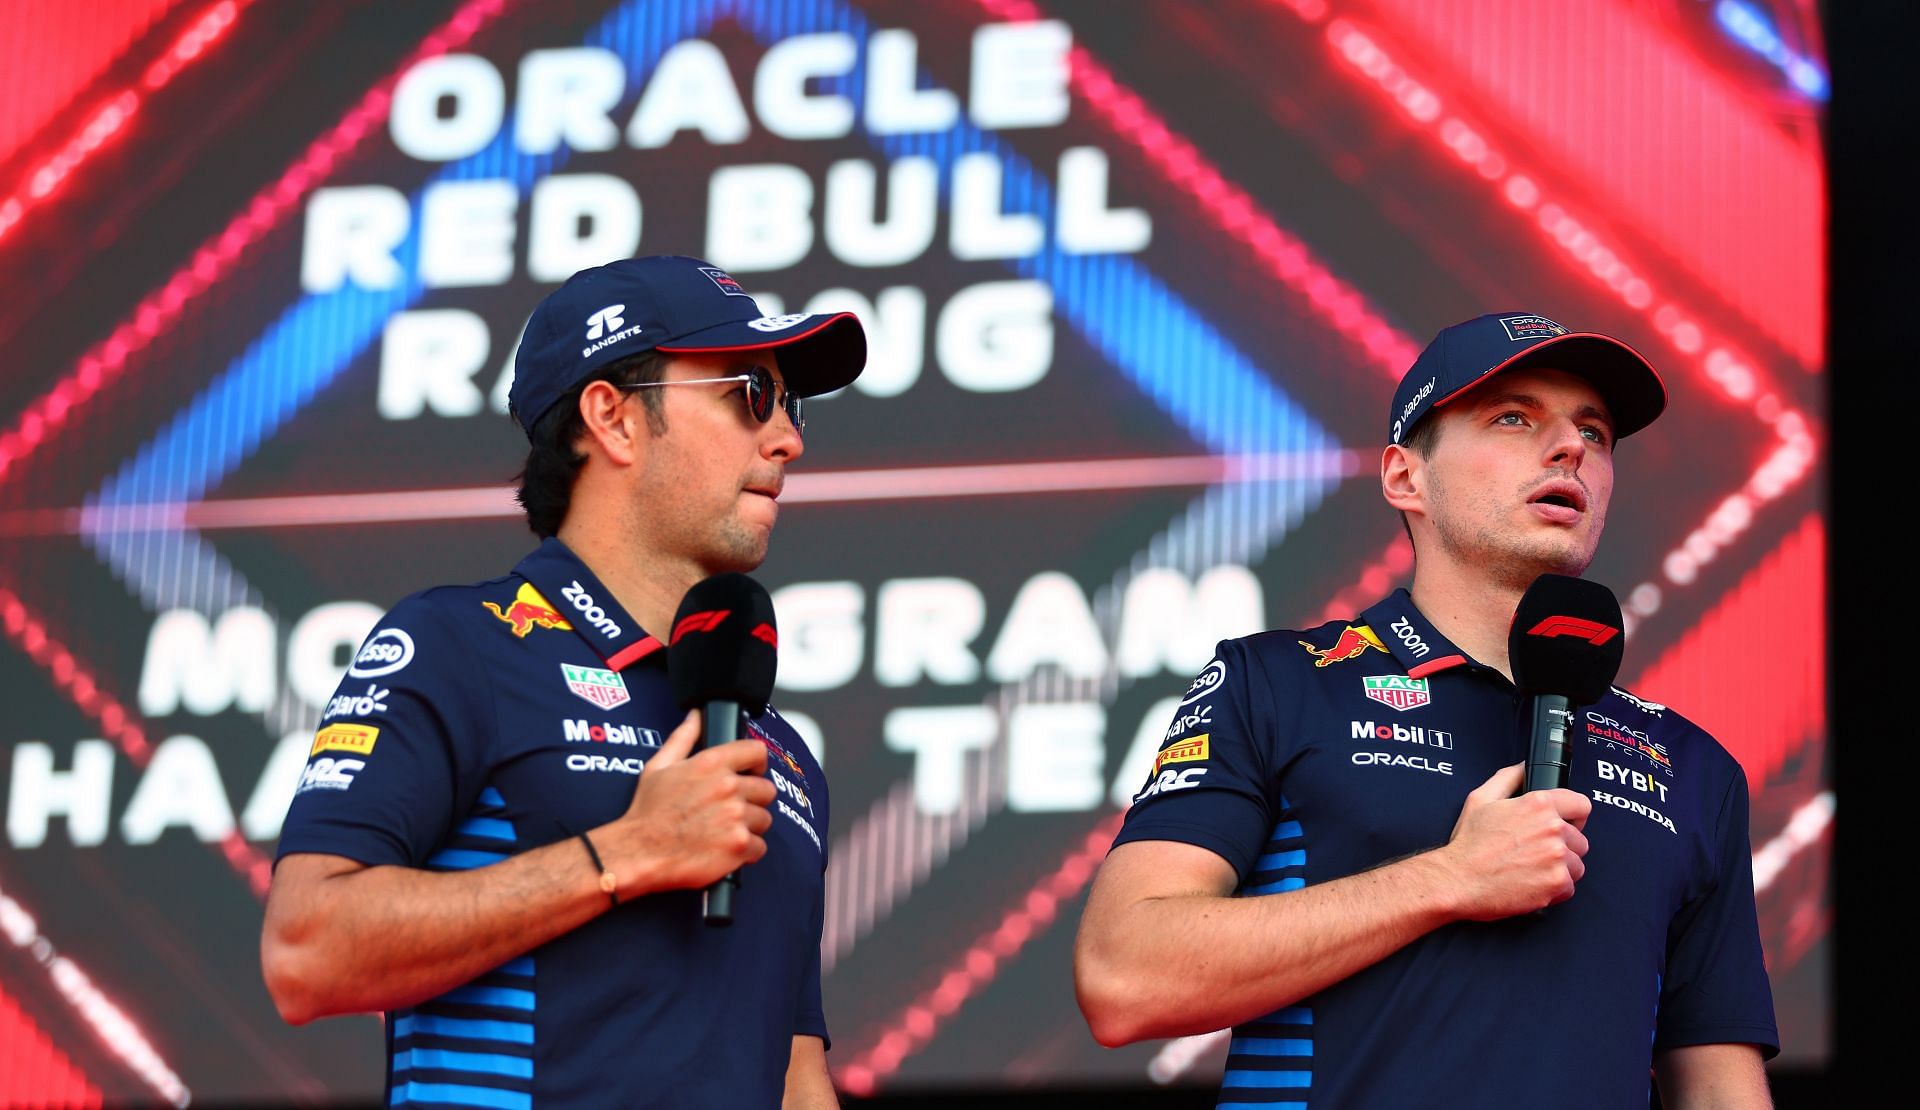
[617,365,803,436]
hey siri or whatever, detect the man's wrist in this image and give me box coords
[1394,847,1464,926]
[578,832,619,909]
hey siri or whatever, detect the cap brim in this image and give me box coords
[655,312,866,397]
[1431,332,1668,439]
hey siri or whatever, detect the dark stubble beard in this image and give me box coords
[1428,471,1602,592]
[709,514,770,573]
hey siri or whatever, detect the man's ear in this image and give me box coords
[1381,443,1424,516]
[575,380,643,466]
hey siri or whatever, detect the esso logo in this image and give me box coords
[348,629,415,678]
[748,314,808,332]
[1180,659,1226,706]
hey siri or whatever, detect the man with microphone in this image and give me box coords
[261,256,863,1108]
[1076,314,1777,1106]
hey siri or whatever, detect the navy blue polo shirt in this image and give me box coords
[276,538,830,1109]
[1114,589,1777,1109]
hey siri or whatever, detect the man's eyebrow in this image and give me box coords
[1473,392,1614,429]
[1574,403,1615,429]
[1474,391,1541,411]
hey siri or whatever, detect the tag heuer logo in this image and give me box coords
[562,664,630,710]
[1363,675,1431,712]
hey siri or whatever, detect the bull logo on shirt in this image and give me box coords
[483,583,574,638]
[1298,625,1387,667]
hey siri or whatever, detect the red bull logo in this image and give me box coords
[744,719,807,778]
[759,736,805,778]
[1298,625,1387,667]
[1637,740,1672,768]
[483,583,574,638]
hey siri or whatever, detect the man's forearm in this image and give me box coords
[1655,1044,1772,1110]
[263,838,612,1022]
[782,1035,838,1110]
[1077,850,1459,1044]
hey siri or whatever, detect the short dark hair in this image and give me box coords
[515,351,668,538]
[1397,415,1443,550]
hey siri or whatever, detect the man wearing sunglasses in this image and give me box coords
[263,256,865,1108]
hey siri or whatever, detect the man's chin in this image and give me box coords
[704,528,771,575]
[1477,541,1595,589]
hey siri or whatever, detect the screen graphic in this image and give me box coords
[0,0,1829,1102]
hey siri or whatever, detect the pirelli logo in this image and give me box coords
[311,723,379,757]
[1155,734,1210,773]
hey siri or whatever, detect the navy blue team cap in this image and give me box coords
[1386,313,1667,446]
[509,255,866,438]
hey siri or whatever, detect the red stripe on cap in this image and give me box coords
[607,636,663,671]
[1407,654,1468,679]
[654,312,859,353]
[1429,332,1668,417]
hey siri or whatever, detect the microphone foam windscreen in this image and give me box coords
[667,573,778,713]
[1508,573,1625,704]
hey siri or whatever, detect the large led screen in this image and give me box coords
[0,0,1829,1102]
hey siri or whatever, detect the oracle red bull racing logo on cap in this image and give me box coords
[1498,314,1569,342]
[484,583,574,638]
[700,266,749,296]
[1299,625,1388,667]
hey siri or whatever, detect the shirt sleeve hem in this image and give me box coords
[795,1016,830,1050]
[1111,823,1256,880]
[273,835,411,870]
[1654,1024,1782,1060]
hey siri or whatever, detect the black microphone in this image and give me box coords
[1509,574,1625,794]
[666,573,779,926]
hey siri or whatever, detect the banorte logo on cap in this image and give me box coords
[585,305,625,339]
[581,303,644,358]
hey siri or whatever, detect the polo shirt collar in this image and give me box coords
[514,538,664,670]
[1359,589,1475,679]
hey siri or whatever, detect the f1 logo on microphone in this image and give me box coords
[751,622,778,649]
[1527,616,1619,645]
[671,609,729,643]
